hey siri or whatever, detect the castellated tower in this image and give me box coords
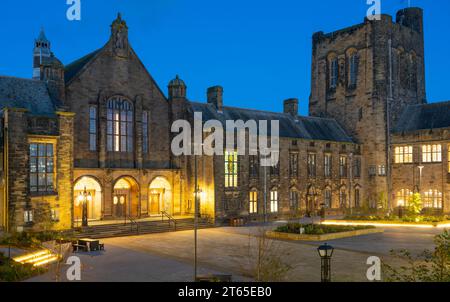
[309,8,426,208]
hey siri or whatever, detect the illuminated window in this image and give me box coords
[423,190,443,209]
[395,189,413,207]
[324,154,332,178]
[270,190,278,213]
[289,153,298,177]
[142,111,149,154]
[422,144,442,163]
[308,153,316,178]
[24,210,33,223]
[339,156,347,178]
[448,145,450,173]
[324,189,332,208]
[289,190,299,210]
[107,97,134,153]
[225,151,238,188]
[378,165,386,176]
[30,143,54,193]
[394,146,413,164]
[249,190,258,214]
[89,106,97,151]
[329,58,338,89]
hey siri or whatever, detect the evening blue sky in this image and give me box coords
[0,0,449,115]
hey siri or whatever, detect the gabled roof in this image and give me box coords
[64,49,102,84]
[394,101,450,133]
[188,102,353,143]
[0,76,57,117]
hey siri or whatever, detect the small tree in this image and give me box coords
[408,193,423,216]
[383,230,450,282]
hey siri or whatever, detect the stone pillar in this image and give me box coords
[56,111,75,230]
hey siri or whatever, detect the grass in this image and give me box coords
[275,223,375,235]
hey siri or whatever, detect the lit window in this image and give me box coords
[24,210,33,223]
[396,189,413,207]
[324,154,332,178]
[142,111,149,154]
[308,153,317,178]
[107,98,134,153]
[423,190,443,209]
[324,189,332,208]
[422,144,442,163]
[289,153,298,177]
[30,143,55,193]
[51,209,60,222]
[270,190,278,213]
[329,58,338,89]
[89,106,97,151]
[339,156,347,178]
[249,190,258,214]
[378,165,386,176]
[225,151,238,188]
[395,146,413,164]
[289,190,299,210]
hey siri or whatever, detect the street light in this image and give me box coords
[317,243,334,282]
[77,186,92,227]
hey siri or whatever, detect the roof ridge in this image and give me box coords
[0,75,43,83]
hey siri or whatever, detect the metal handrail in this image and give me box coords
[161,211,177,231]
[125,216,140,234]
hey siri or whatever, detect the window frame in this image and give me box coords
[29,142,55,194]
[423,190,443,209]
[339,155,348,178]
[107,97,134,153]
[89,106,97,151]
[422,144,442,163]
[329,58,338,89]
[394,146,413,164]
[225,150,239,188]
[249,190,258,214]
[270,190,278,213]
[142,111,149,154]
[289,153,299,178]
[308,153,317,178]
[324,153,332,178]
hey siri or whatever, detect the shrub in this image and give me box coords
[276,223,374,235]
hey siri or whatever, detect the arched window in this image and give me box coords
[329,56,338,89]
[107,97,134,153]
[348,52,359,87]
[354,187,361,208]
[396,189,413,207]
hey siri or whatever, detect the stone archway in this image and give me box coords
[113,176,140,218]
[149,177,173,216]
[74,176,103,222]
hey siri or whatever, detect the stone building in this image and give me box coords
[0,8,449,233]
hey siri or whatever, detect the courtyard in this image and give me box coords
[27,223,443,282]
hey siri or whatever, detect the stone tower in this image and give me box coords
[309,8,426,209]
[32,28,66,104]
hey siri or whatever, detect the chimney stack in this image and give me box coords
[284,98,299,116]
[207,86,223,111]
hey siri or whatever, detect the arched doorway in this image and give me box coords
[149,177,173,216]
[113,177,140,218]
[74,177,102,222]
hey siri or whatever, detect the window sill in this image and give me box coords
[30,191,58,198]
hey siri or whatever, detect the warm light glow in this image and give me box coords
[114,178,131,190]
[321,220,450,229]
[13,250,60,267]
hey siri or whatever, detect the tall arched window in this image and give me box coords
[107,97,134,153]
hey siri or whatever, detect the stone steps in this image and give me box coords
[70,218,214,239]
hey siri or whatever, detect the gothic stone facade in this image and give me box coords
[0,8,449,232]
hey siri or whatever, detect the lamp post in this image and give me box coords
[317,243,334,282]
[77,186,92,227]
[194,154,199,282]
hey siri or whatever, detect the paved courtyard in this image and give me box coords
[28,223,444,282]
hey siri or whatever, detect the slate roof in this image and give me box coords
[188,102,353,143]
[394,101,450,133]
[0,76,57,117]
[64,49,101,84]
